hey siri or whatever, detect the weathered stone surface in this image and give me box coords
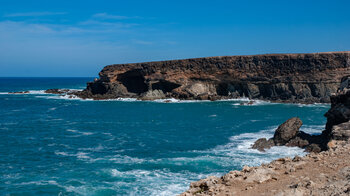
[140,89,166,100]
[74,52,350,101]
[251,138,274,151]
[181,140,350,196]
[8,91,29,94]
[252,117,328,152]
[273,117,303,145]
[331,121,350,140]
[180,77,350,196]
[45,89,70,94]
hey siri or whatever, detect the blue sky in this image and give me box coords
[0,0,349,77]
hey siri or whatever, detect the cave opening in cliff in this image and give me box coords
[151,80,181,93]
[216,83,229,96]
[88,81,109,95]
[117,69,148,94]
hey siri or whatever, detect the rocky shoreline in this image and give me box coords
[180,77,350,196]
[71,51,350,103]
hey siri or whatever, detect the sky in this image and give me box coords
[0,0,349,77]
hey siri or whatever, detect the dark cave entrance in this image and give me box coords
[216,83,229,96]
[87,81,109,95]
[117,69,148,94]
[151,80,181,93]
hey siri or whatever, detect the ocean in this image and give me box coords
[0,77,330,195]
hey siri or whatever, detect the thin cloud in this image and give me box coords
[132,39,153,45]
[92,13,138,20]
[4,12,66,17]
[80,20,139,28]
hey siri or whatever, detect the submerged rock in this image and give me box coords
[8,91,30,94]
[45,89,70,94]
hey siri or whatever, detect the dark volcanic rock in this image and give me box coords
[251,138,274,151]
[74,51,350,101]
[45,89,70,94]
[273,117,303,145]
[252,117,328,152]
[331,121,350,140]
[8,91,30,94]
[324,76,350,136]
[253,77,350,152]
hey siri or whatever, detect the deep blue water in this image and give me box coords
[0,78,330,195]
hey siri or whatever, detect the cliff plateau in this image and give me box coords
[75,52,350,103]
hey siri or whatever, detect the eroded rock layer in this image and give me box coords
[76,52,350,102]
[180,75,350,196]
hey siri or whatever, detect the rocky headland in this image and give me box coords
[73,51,350,103]
[180,77,350,196]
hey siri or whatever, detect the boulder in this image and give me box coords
[285,137,309,148]
[331,121,350,140]
[252,138,274,151]
[273,117,303,145]
[140,89,165,100]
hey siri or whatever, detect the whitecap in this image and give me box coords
[301,124,324,135]
[101,168,221,196]
[28,90,47,94]
[55,151,90,159]
[66,129,94,136]
[295,103,330,108]
[78,144,105,152]
[193,126,309,168]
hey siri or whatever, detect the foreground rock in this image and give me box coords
[252,117,327,152]
[74,52,350,102]
[181,140,350,196]
[273,117,303,145]
[181,76,350,195]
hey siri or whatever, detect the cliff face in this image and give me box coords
[77,52,350,102]
[180,76,350,196]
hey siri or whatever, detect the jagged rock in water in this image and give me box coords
[251,138,275,151]
[73,52,350,101]
[252,117,327,152]
[8,91,30,94]
[273,117,303,145]
[45,89,70,94]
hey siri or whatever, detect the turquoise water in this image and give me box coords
[0,78,330,195]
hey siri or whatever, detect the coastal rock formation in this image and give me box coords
[8,91,30,94]
[273,117,303,145]
[252,117,326,152]
[181,76,350,196]
[325,76,350,135]
[181,141,350,196]
[253,76,350,152]
[75,52,350,102]
[45,89,70,94]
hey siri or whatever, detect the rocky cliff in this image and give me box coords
[76,51,350,103]
[180,76,350,196]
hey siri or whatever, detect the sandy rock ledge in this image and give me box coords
[180,140,350,196]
